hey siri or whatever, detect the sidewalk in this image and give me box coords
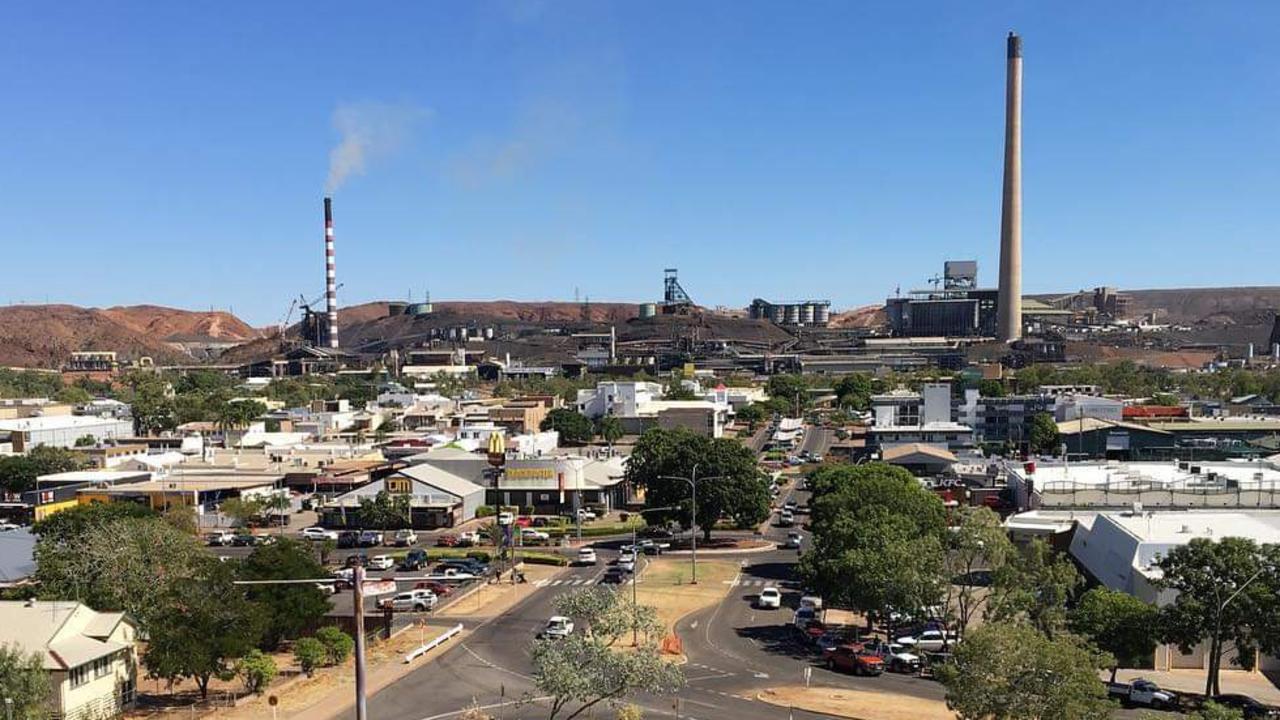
[1114,668,1280,705]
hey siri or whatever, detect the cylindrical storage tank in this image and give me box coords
[387,301,407,317]
[769,305,785,323]
[800,303,815,325]
[409,302,433,316]
[815,304,830,325]
[784,304,800,325]
[639,303,657,318]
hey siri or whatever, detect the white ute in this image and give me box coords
[541,616,575,639]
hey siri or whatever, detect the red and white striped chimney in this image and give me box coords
[323,197,339,349]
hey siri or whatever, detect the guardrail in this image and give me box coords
[404,623,464,663]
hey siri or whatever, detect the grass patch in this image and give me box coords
[632,557,740,640]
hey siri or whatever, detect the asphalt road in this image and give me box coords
[798,426,833,458]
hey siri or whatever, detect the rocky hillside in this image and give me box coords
[0,304,260,368]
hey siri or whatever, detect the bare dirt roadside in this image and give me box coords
[758,685,957,720]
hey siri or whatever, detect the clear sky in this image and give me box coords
[2,1,1278,324]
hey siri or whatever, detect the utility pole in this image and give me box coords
[353,565,368,720]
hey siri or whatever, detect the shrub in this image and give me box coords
[315,626,354,666]
[466,551,492,563]
[520,553,569,566]
[616,704,644,720]
[236,649,278,694]
[293,637,326,677]
[475,505,495,518]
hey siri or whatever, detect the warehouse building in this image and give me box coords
[0,415,134,453]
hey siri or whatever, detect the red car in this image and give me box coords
[436,534,458,547]
[514,516,533,528]
[414,580,453,596]
[824,644,885,676]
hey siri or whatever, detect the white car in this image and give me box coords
[541,616,575,639]
[368,555,395,571]
[800,595,823,611]
[392,529,418,546]
[576,548,598,565]
[0,521,22,532]
[895,630,957,653]
[757,587,782,609]
[520,528,550,545]
[429,567,478,581]
[205,530,236,546]
[387,589,437,612]
[315,582,338,595]
[300,526,338,541]
[618,548,637,564]
[577,508,597,521]
[497,511,515,526]
[617,557,636,573]
[783,531,802,549]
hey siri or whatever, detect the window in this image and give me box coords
[94,655,113,678]
[70,664,89,688]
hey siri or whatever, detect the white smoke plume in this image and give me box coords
[325,101,430,193]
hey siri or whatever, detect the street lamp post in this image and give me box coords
[1206,568,1265,696]
[659,464,724,586]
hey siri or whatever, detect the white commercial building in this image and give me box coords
[0,415,134,453]
[871,384,974,451]
[576,381,665,419]
[1054,394,1124,423]
[1009,459,1280,511]
[577,381,729,437]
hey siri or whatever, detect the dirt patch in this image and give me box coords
[758,685,956,720]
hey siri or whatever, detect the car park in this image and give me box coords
[385,589,437,612]
[576,548,598,565]
[401,549,429,570]
[392,529,418,546]
[368,555,395,571]
[358,530,384,547]
[823,644,884,676]
[756,587,782,609]
[300,526,338,541]
[540,616,575,639]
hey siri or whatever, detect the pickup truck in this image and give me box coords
[1107,679,1178,710]
[823,644,884,676]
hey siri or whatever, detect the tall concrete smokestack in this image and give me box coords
[997,31,1023,342]
[324,197,339,349]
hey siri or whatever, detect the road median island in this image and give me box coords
[758,685,956,720]
[627,557,740,656]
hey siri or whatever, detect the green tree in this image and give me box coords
[238,539,330,650]
[1028,412,1061,455]
[235,649,278,694]
[293,637,326,677]
[0,445,84,494]
[220,497,265,527]
[1155,537,1280,697]
[54,385,93,404]
[315,626,354,666]
[541,408,595,445]
[833,374,874,410]
[1069,587,1160,682]
[0,643,51,720]
[595,416,624,446]
[987,539,1082,638]
[937,623,1115,720]
[799,463,946,630]
[123,370,176,435]
[943,506,1014,638]
[662,373,699,401]
[625,427,769,540]
[765,374,809,413]
[734,403,765,431]
[531,588,684,720]
[358,491,410,530]
[33,509,205,633]
[1185,701,1246,720]
[978,379,1007,398]
[144,558,264,699]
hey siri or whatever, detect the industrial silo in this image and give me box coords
[783,304,800,325]
[409,302,433,316]
[799,303,816,325]
[639,303,657,318]
[815,303,831,325]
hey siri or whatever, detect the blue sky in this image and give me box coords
[2,1,1278,324]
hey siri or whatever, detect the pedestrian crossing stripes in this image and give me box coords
[721,578,785,587]
[534,577,635,588]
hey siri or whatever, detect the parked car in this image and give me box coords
[576,548,598,565]
[540,616,575,639]
[756,587,782,609]
[1208,694,1280,718]
[894,630,957,653]
[436,534,458,547]
[385,589,437,612]
[800,595,824,611]
[337,530,360,549]
[1107,679,1178,710]
[0,521,21,533]
[520,528,550,545]
[231,533,260,547]
[393,530,418,547]
[783,500,798,512]
[205,530,235,546]
[368,555,395,571]
[792,607,818,632]
[331,568,354,589]
[778,510,795,527]
[823,645,884,676]
[439,558,489,574]
[456,531,481,547]
[811,454,824,463]
[514,516,533,528]
[814,628,863,654]
[315,581,338,595]
[358,530,384,547]
[784,531,802,550]
[300,526,338,541]
[576,508,597,521]
[860,639,920,674]
[413,580,453,596]
[401,549,430,571]
[497,511,515,526]
[345,554,370,568]
[429,567,478,581]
